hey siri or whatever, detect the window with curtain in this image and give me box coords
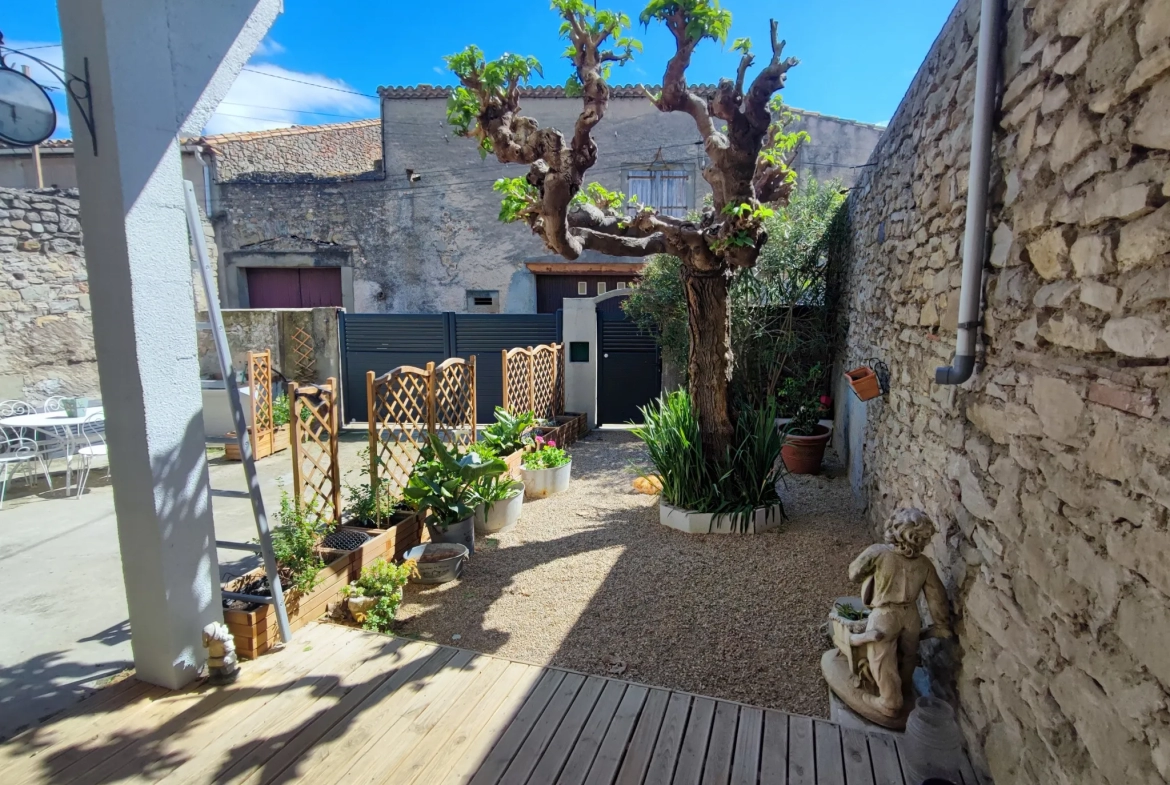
[626,167,690,217]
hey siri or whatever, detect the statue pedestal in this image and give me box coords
[820,650,913,730]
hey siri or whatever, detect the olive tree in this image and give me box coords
[446,0,803,457]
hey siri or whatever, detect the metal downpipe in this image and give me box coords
[936,0,1002,385]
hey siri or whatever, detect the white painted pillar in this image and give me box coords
[562,297,599,427]
[57,0,281,689]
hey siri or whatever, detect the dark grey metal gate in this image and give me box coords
[597,307,661,425]
[339,311,560,423]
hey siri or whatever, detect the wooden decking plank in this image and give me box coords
[523,675,607,784]
[699,700,739,785]
[838,728,874,785]
[219,636,430,785]
[410,661,542,785]
[787,716,814,785]
[641,692,691,785]
[866,733,903,785]
[584,684,649,785]
[729,706,762,785]
[45,623,338,785]
[466,668,567,785]
[558,680,629,785]
[813,721,845,785]
[494,671,586,785]
[613,688,670,785]
[244,638,441,785]
[758,710,789,785]
[670,695,715,785]
[376,655,513,783]
[263,645,460,784]
[307,648,481,785]
[159,631,387,785]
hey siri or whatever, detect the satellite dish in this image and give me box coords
[0,66,57,147]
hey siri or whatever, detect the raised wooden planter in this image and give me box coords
[223,512,428,658]
[502,448,526,480]
[537,412,588,449]
[224,424,290,461]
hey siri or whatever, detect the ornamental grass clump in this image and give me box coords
[521,435,570,470]
[342,558,417,633]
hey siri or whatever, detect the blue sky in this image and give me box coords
[3,1,953,139]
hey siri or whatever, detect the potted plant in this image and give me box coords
[481,407,537,476]
[403,434,507,554]
[473,470,524,534]
[341,557,417,632]
[781,399,831,474]
[520,435,571,499]
[343,451,416,529]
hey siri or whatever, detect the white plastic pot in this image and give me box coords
[474,485,524,535]
[658,501,784,534]
[520,460,572,499]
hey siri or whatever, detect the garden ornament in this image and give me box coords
[202,621,240,684]
[820,507,951,729]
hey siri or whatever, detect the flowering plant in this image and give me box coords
[521,435,571,470]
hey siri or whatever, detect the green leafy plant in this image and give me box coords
[343,447,406,526]
[271,394,312,427]
[521,435,570,470]
[342,558,417,633]
[784,400,824,437]
[481,407,536,455]
[475,471,523,506]
[834,602,869,621]
[270,491,328,595]
[404,435,508,529]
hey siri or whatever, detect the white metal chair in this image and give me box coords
[0,431,53,509]
[0,400,34,418]
[43,396,65,413]
[72,411,108,498]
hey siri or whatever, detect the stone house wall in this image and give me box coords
[834,0,1170,783]
[205,119,383,183]
[213,91,884,314]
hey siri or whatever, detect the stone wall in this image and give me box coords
[195,307,341,386]
[0,187,95,401]
[205,119,383,183]
[834,0,1170,783]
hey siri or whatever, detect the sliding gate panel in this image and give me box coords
[452,314,560,420]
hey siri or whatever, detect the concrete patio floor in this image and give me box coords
[0,430,371,741]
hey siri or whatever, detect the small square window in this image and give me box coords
[597,282,607,295]
[616,281,627,290]
[577,281,588,295]
[465,289,500,313]
[570,342,590,362]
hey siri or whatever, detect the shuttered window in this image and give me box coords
[626,168,689,217]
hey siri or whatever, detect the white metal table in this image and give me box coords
[0,406,105,494]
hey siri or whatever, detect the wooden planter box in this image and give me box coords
[503,448,526,480]
[223,512,428,658]
[224,424,290,461]
[537,412,588,449]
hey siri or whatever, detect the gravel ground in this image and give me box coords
[396,428,875,718]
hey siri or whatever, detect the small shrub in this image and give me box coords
[342,558,417,633]
[521,436,570,470]
[784,401,824,437]
[270,491,327,594]
[343,447,408,526]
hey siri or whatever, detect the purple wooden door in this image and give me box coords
[246,268,342,308]
[299,268,343,307]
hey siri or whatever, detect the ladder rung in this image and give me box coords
[222,591,276,605]
[217,540,262,553]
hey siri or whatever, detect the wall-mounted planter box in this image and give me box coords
[222,512,428,658]
[224,424,290,461]
[845,366,882,401]
[659,501,784,534]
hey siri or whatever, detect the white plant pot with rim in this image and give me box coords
[658,501,784,534]
[520,461,571,499]
[474,485,524,535]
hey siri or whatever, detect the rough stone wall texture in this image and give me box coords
[205,120,383,182]
[835,0,1170,783]
[196,307,341,386]
[214,94,883,314]
[0,187,94,401]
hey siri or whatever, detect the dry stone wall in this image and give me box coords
[835,0,1170,783]
[207,120,382,182]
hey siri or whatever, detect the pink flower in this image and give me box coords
[535,435,545,446]
[547,439,557,448]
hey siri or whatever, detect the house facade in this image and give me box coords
[211,88,883,314]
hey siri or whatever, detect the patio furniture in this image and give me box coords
[0,405,105,495]
[0,431,53,509]
[43,396,65,413]
[0,400,35,418]
[71,411,108,498]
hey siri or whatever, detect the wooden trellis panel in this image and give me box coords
[501,343,561,421]
[289,378,341,524]
[433,356,477,447]
[291,327,316,381]
[249,349,274,459]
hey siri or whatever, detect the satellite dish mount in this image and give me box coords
[0,31,96,154]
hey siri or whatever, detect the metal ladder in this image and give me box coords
[183,181,292,645]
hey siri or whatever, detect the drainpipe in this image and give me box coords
[936,0,1001,385]
[194,146,213,216]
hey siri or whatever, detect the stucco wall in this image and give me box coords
[834,0,1170,783]
[213,91,882,314]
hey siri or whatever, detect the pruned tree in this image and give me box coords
[446,0,803,458]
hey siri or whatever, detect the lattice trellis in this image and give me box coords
[433,356,477,447]
[501,343,562,421]
[248,350,274,460]
[291,327,316,381]
[289,378,341,523]
[367,366,432,505]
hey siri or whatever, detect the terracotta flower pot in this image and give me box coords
[782,423,831,474]
[845,366,882,401]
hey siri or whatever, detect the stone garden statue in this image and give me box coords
[821,507,951,728]
[202,621,240,684]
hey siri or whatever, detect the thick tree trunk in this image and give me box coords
[682,265,734,460]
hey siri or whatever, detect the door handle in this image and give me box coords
[603,353,609,358]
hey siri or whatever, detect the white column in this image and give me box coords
[562,297,599,427]
[57,0,280,689]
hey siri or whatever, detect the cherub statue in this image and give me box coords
[202,621,240,684]
[821,507,951,728]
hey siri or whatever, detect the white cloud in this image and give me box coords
[253,37,286,58]
[2,42,72,139]
[433,65,446,76]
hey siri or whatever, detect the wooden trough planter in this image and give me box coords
[537,412,588,448]
[224,424,290,461]
[223,512,428,658]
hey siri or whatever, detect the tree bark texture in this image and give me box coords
[682,266,734,458]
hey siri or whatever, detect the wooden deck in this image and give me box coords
[0,623,980,785]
